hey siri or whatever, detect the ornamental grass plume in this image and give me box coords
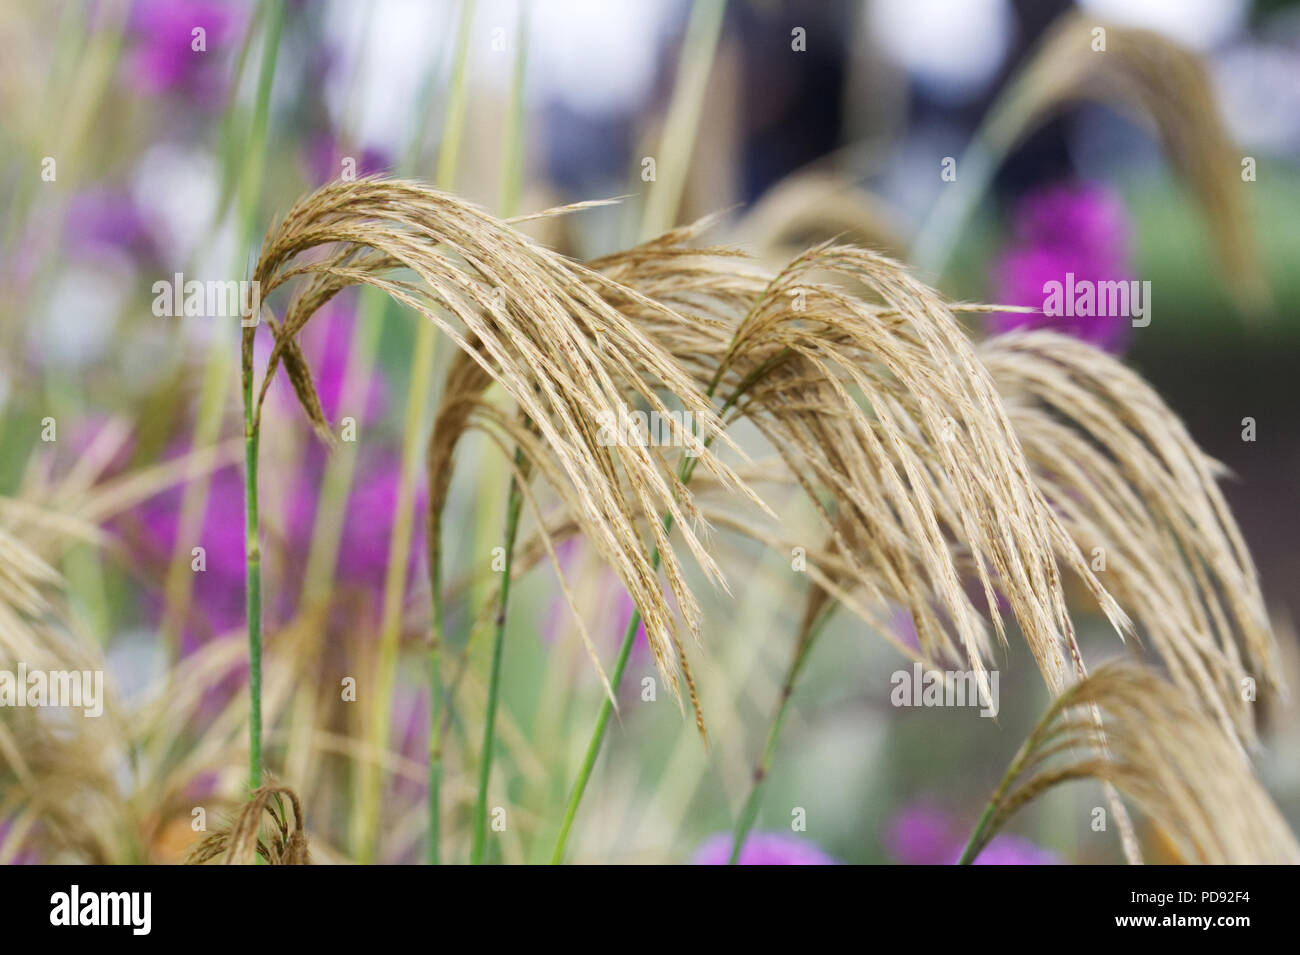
[245,177,768,728]
[912,11,1267,314]
[186,783,311,865]
[594,227,1136,695]
[593,221,1282,732]
[0,439,331,865]
[0,522,132,864]
[981,330,1280,748]
[959,661,1300,865]
[587,221,1288,862]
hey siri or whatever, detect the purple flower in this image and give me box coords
[539,541,651,665]
[305,134,393,187]
[131,460,248,651]
[66,188,158,262]
[326,450,423,592]
[693,832,837,865]
[886,803,1060,865]
[611,587,651,661]
[123,305,417,648]
[966,834,1060,866]
[125,0,244,103]
[297,298,388,425]
[125,0,243,101]
[887,804,954,865]
[988,182,1135,353]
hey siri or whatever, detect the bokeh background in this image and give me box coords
[1,0,1298,864]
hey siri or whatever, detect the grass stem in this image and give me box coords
[547,319,789,865]
[236,0,285,795]
[549,538,663,864]
[242,345,262,791]
[727,610,828,863]
[355,0,475,864]
[470,451,525,864]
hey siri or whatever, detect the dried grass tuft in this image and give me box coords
[595,231,1136,701]
[941,10,1266,311]
[186,784,311,865]
[983,330,1280,746]
[969,660,1299,864]
[246,178,770,722]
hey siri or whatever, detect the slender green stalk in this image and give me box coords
[547,344,793,864]
[435,0,476,190]
[550,6,775,855]
[957,696,1063,864]
[428,566,445,864]
[298,313,383,602]
[242,345,262,791]
[427,3,528,867]
[214,1,265,211]
[549,384,751,864]
[354,305,436,863]
[290,14,447,860]
[956,801,999,865]
[550,0,787,859]
[297,4,400,607]
[498,8,530,217]
[908,137,1000,280]
[233,0,284,797]
[470,453,526,864]
[549,538,663,864]
[727,610,829,862]
[168,0,284,661]
[354,0,476,865]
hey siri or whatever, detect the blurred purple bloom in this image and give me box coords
[989,182,1134,353]
[135,461,247,651]
[182,771,220,803]
[886,803,1060,865]
[303,300,388,424]
[887,804,954,865]
[66,188,158,261]
[126,304,415,648]
[325,450,421,591]
[611,587,651,660]
[966,834,1060,866]
[125,0,243,103]
[694,832,837,865]
[305,134,393,186]
[539,541,651,665]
